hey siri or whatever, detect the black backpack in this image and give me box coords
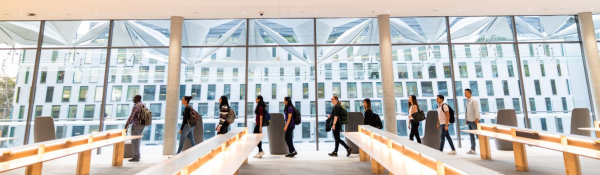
[372,113,383,129]
[293,106,301,125]
[441,103,455,124]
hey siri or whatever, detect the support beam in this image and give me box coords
[112,142,125,166]
[563,152,582,175]
[377,14,397,134]
[77,150,92,175]
[479,136,491,159]
[163,16,184,155]
[513,142,528,171]
[359,148,370,162]
[577,12,600,121]
[371,159,385,174]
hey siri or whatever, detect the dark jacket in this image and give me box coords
[180,105,191,130]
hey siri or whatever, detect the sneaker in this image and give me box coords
[128,158,140,162]
[447,150,457,155]
[328,152,338,157]
[253,152,260,158]
[466,150,476,154]
[285,153,295,158]
[346,148,353,157]
[257,151,265,158]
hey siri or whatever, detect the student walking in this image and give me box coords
[283,97,298,157]
[464,89,480,154]
[328,96,352,157]
[216,96,232,134]
[177,96,197,154]
[253,96,266,158]
[124,95,145,162]
[362,98,382,129]
[436,95,456,155]
[408,95,422,144]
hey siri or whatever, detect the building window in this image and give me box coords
[459,62,468,78]
[561,97,568,112]
[35,105,42,117]
[340,63,348,80]
[272,84,277,99]
[302,122,310,138]
[428,64,437,78]
[116,104,129,118]
[78,86,88,102]
[551,80,557,95]
[418,46,426,60]
[361,82,373,98]
[443,63,451,78]
[139,66,149,83]
[486,81,494,96]
[332,83,341,97]
[406,82,418,97]
[198,103,208,116]
[201,67,209,82]
[40,70,47,83]
[73,71,82,83]
[311,101,316,115]
[318,83,325,98]
[540,60,546,77]
[368,63,380,79]
[354,63,364,80]
[84,105,95,119]
[397,120,408,136]
[422,82,433,97]
[95,86,103,102]
[507,61,515,77]
[437,81,447,97]
[465,45,472,58]
[556,118,564,133]
[111,86,122,102]
[394,82,404,97]
[502,80,510,96]
[240,84,245,100]
[68,105,77,119]
[223,84,231,99]
[325,63,332,80]
[496,44,503,57]
[455,81,463,96]
[255,84,262,96]
[208,84,216,100]
[15,87,20,103]
[51,105,60,118]
[46,86,54,102]
[495,98,505,110]
[480,45,488,57]
[556,60,562,76]
[523,60,530,77]
[287,83,292,97]
[159,85,167,101]
[491,61,498,78]
[529,98,537,114]
[150,103,162,117]
[412,63,423,79]
[143,85,156,101]
[475,62,483,78]
[481,99,490,112]
[127,85,140,101]
[17,106,25,119]
[62,86,71,102]
[303,83,310,99]
[545,98,552,111]
[191,85,201,100]
[179,85,186,99]
[469,81,479,96]
[512,98,521,112]
[122,68,132,83]
[56,71,65,83]
[397,63,408,79]
[214,103,220,117]
[534,80,541,95]
[72,126,84,137]
[541,118,547,131]
[404,48,412,61]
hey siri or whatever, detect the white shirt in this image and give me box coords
[408,106,414,120]
[465,98,481,122]
[437,103,449,125]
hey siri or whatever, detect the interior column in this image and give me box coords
[377,14,398,134]
[578,12,600,121]
[163,16,184,155]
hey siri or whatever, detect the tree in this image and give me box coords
[0,77,16,119]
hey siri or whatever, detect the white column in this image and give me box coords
[163,16,183,155]
[378,14,398,134]
[578,12,600,121]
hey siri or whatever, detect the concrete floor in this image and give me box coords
[2,139,600,175]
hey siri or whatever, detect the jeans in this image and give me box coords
[467,121,478,151]
[285,128,296,153]
[218,122,229,134]
[439,124,455,151]
[130,124,145,159]
[176,124,196,154]
[253,125,263,152]
[409,120,421,144]
[332,126,349,152]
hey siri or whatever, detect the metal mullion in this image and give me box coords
[23,21,45,145]
[313,18,319,151]
[391,43,450,46]
[575,15,597,123]
[244,19,249,127]
[106,46,170,49]
[0,47,39,50]
[97,20,115,154]
[510,16,530,129]
[182,45,247,48]
[38,46,113,50]
[513,41,582,44]
[445,16,461,148]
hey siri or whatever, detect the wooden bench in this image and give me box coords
[344,125,502,175]
[463,123,600,175]
[136,127,264,175]
[0,129,141,175]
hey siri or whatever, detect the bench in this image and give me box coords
[463,123,600,175]
[0,129,141,175]
[344,125,502,175]
[136,127,264,175]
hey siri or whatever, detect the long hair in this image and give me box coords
[284,97,294,109]
[363,98,372,111]
[409,95,419,110]
[220,96,230,109]
[332,95,340,105]
[255,95,266,114]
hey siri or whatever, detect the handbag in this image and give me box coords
[325,117,333,132]
[411,110,426,122]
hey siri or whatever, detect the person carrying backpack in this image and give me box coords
[328,96,352,157]
[283,97,297,157]
[124,95,145,162]
[408,95,422,144]
[177,96,197,154]
[362,98,382,129]
[436,95,456,155]
[216,96,233,134]
[253,95,267,158]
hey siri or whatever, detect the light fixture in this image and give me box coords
[529,9,532,10]
[315,11,318,13]
[242,11,246,13]
[592,8,595,10]
[387,10,390,12]
[169,12,172,14]
[19,13,23,15]
[94,13,98,15]
[458,10,462,11]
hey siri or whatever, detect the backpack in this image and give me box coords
[262,108,271,127]
[339,104,349,124]
[372,113,383,129]
[227,110,236,124]
[187,106,202,127]
[441,103,455,124]
[293,107,301,125]
[136,104,152,126]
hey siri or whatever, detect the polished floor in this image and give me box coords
[2,140,600,175]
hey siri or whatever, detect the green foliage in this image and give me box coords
[0,77,16,119]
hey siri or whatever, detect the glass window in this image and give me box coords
[62,86,71,102]
[318,83,325,98]
[208,84,216,100]
[348,83,357,98]
[523,60,530,77]
[459,62,468,78]
[469,81,479,96]
[51,105,60,118]
[46,86,54,102]
[449,16,514,42]
[376,82,383,98]
[127,86,140,101]
[143,85,156,101]
[84,105,95,119]
[502,80,510,96]
[512,98,521,112]
[412,63,423,79]
[397,63,408,79]
[394,82,404,97]
[406,82,418,97]
[491,61,498,78]
[515,16,579,42]
[507,61,515,77]
[534,80,541,95]
[68,105,77,119]
[551,80,557,95]
[361,82,373,98]
[481,99,490,112]
[72,126,85,137]
[354,63,364,80]
[437,81,448,96]
[496,98,505,110]
[422,82,433,97]
[111,86,122,101]
[486,81,494,96]
[150,103,162,117]
[78,86,88,102]
[475,62,483,78]
[43,21,110,47]
[112,20,170,47]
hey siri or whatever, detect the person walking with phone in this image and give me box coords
[176,96,196,154]
[464,89,480,154]
[124,95,145,162]
[328,96,352,157]
[283,97,297,157]
[408,95,422,144]
[436,95,456,155]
